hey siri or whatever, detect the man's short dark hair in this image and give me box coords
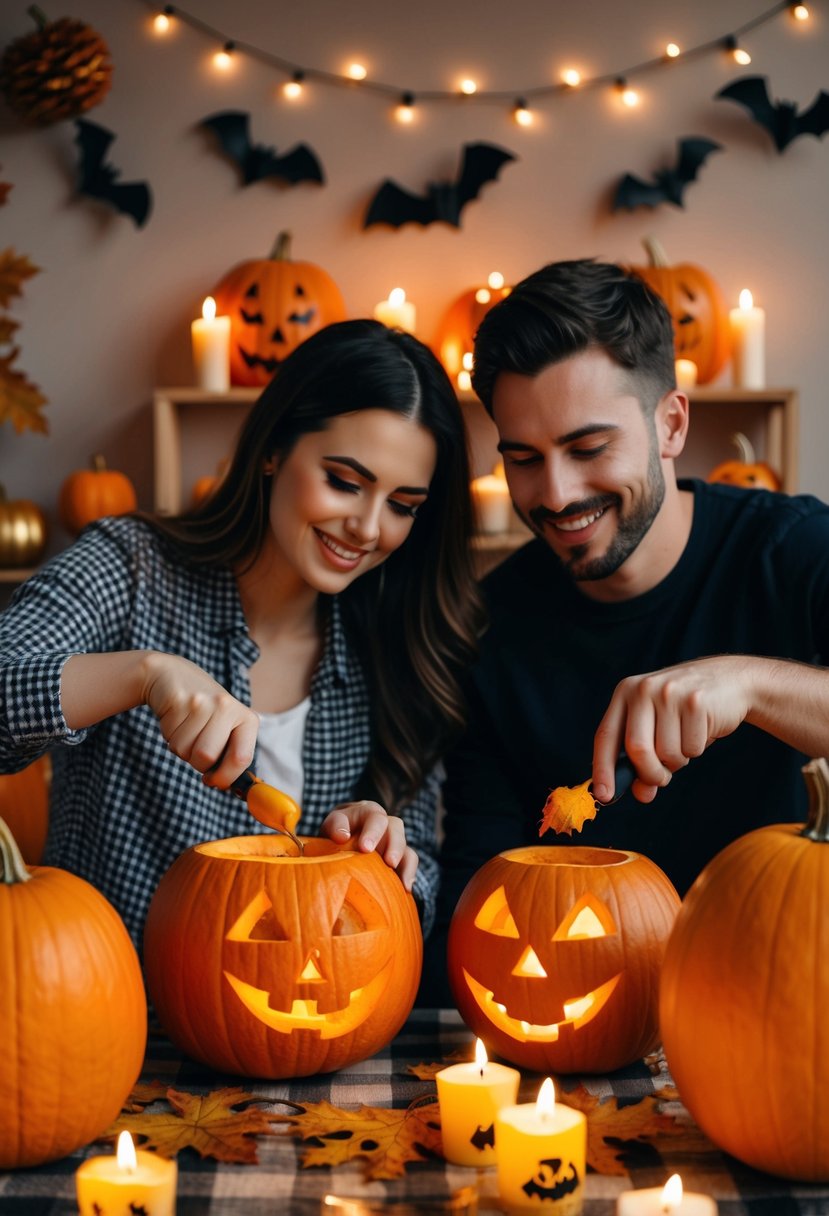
[471,258,676,416]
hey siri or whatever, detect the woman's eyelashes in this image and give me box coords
[325,469,421,519]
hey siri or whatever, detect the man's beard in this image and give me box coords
[526,442,665,582]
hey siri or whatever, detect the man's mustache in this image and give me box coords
[529,496,617,531]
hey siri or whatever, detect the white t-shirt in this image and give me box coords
[255,697,312,805]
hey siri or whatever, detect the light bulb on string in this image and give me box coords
[153,6,174,34]
[395,92,415,123]
[347,62,367,80]
[790,2,810,18]
[561,68,582,87]
[514,98,533,126]
[615,77,640,107]
[665,42,681,58]
[724,35,752,65]
[213,40,235,70]
[459,78,478,95]
[283,70,304,100]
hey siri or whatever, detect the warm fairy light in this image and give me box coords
[665,42,681,58]
[283,71,304,99]
[116,1131,137,1173]
[537,1077,556,1120]
[458,370,472,392]
[475,288,492,304]
[488,271,505,290]
[791,2,810,18]
[396,92,415,123]
[213,42,234,70]
[462,352,475,372]
[460,78,478,95]
[514,98,533,126]
[475,1038,488,1072]
[347,62,367,80]
[616,78,640,107]
[661,1173,683,1209]
[561,67,582,87]
[202,296,217,321]
[153,11,172,34]
[725,36,752,65]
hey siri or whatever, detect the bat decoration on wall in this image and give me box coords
[613,137,722,211]
[363,142,516,229]
[715,77,829,152]
[200,111,324,185]
[74,119,152,227]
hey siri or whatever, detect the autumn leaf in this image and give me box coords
[0,316,19,346]
[0,249,40,310]
[104,1085,281,1164]
[274,1097,443,1180]
[122,1079,170,1112]
[0,182,10,208]
[407,1062,446,1081]
[0,351,48,435]
[539,778,598,837]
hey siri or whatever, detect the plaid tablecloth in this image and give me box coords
[2,1008,828,1215]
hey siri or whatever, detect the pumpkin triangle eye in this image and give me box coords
[553,894,617,941]
[474,885,520,937]
[244,283,259,298]
[225,890,289,941]
[333,878,386,936]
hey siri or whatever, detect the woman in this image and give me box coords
[0,320,483,947]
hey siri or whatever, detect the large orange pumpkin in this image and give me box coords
[447,845,680,1074]
[0,754,51,864]
[211,231,347,387]
[58,454,137,536]
[143,834,422,1079]
[631,237,731,385]
[0,816,147,1169]
[433,274,511,391]
[659,758,829,1182]
[707,431,781,491]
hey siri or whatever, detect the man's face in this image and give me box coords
[492,348,666,587]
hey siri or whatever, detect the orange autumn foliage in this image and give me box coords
[539,778,598,837]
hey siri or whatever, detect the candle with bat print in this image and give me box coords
[495,1077,586,1215]
[436,1038,520,1166]
[76,1130,177,1215]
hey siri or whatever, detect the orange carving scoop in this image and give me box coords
[245,778,301,834]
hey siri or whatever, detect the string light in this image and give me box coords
[459,78,478,95]
[283,70,304,99]
[791,2,810,17]
[514,98,533,126]
[665,42,681,58]
[488,272,505,290]
[213,40,235,70]
[561,68,582,87]
[346,62,367,80]
[153,6,174,34]
[395,92,415,123]
[615,77,640,107]
[724,35,752,65]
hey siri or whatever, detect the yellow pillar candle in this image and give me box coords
[617,1172,717,1214]
[471,463,512,534]
[436,1038,520,1166]
[191,295,231,391]
[729,288,766,389]
[495,1078,586,1216]
[76,1131,177,1216]
[373,287,417,333]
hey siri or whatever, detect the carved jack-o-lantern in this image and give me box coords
[143,835,422,1079]
[433,273,511,392]
[447,846,680,1074]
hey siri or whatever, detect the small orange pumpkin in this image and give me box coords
[631,237,731,385]
[211,231,347,387]
[190,458,229,508]
[447,845,680,1074]
[58,454,137,536]
[0,485,47,567]
[0,754,51,864]
[144,834,422,1079]
[0,815,147,1169]
[707,431,781,491]
[433,275,511,391]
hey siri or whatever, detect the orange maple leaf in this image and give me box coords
[0,349,48,435]
[539,778,598,837]
[274,1097,443,1180]
[0,249,40,310]
[103,1085,280,1164]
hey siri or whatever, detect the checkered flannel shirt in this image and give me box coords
[0,517,439,946]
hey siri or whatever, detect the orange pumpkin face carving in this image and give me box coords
[143,836,422,1079]
[447,846,680,1074]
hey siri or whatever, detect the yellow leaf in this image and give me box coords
[0,351,48,436]
[274,1097,443,1180]
[0,249,40,310]
[539,779,598,837]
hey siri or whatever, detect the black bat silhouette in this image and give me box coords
[363,142,516,229]
[521,1158,581,1202]
[74,120,152,227]
[470,1122,495,1150]
[716,76,829,152]
[200,110,324,185]
[613,137,722,211]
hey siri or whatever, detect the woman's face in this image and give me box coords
[267,409,438,594]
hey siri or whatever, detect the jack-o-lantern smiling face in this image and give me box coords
[447,846,681,1074]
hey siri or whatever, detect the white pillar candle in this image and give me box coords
[471,463,512,534]
[674,358,698,389]
[729,289,766,390]
[191,296,230,391]
[617,1172,717,1215]
[373,287,417,333]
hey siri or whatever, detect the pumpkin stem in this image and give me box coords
[642,236,669,268]
[91,454,107,472]
[800,758,829,843]
[27,5,48,30]
[0,815,33,885]
[730,432,755,464]
[269,232,292,261]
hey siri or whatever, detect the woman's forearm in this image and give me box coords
[60,651,156,730]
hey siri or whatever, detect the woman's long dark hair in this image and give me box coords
[146,319,483,810]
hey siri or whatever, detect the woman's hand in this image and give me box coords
[321,800,419,891]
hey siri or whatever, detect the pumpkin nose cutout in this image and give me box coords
[512,945,548,979]
[298,951,324,982]
[271,326,285,343]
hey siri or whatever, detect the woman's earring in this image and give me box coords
[263,460,276,478]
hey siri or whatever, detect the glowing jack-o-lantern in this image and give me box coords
[143,835,422,1079]
[433,273,512,393]
[447,846,680,1074]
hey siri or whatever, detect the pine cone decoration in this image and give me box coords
[0,6,112,126]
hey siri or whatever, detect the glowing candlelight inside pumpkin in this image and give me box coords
[373,287,416,334]
[616,1171,717,1213]
[436,1037,520,1166]
[76,1131,177,1215]
[729,288,765,390]
[495,1077,587,1213]
[191,295,230,392]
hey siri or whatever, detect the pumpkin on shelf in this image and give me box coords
[447,845,680,1074]
[211,231,347,387]
[630,237,731,385]
[0,485,47,568]
[707,431,781,491]
[143,833,422,1080]
[0,754,51,864]
[58,454,137,536]
[433,273,511,391]
[0,815,147,1169]
[0,8,113,127]
[659,758,829,1182]
[191,458,229,508]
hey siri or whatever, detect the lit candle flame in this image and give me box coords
[661,1173,683,1210]
[537,1076,556,1120]
[202,296,217,321]
[488,271,505,290]
[739,288,754,311]
[116,1130,137,1173]
[475,1037,488,1074]
[388,287,406,307]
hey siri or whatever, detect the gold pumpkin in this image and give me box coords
[0,485,47,568]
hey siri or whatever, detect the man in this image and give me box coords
[420,257,829,1005]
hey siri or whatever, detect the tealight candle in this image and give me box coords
[471,463,512,534]
[729,288,766,389]
[617,1172,717,1214]
[674,358,698,389]
[436,1038,520,1166]
[76,1131,177,1215]
[191,295,231,391]
[373,287,417,333]
[495,1077,586,1215]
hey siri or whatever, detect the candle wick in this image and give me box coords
[479,1067,484,1078]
